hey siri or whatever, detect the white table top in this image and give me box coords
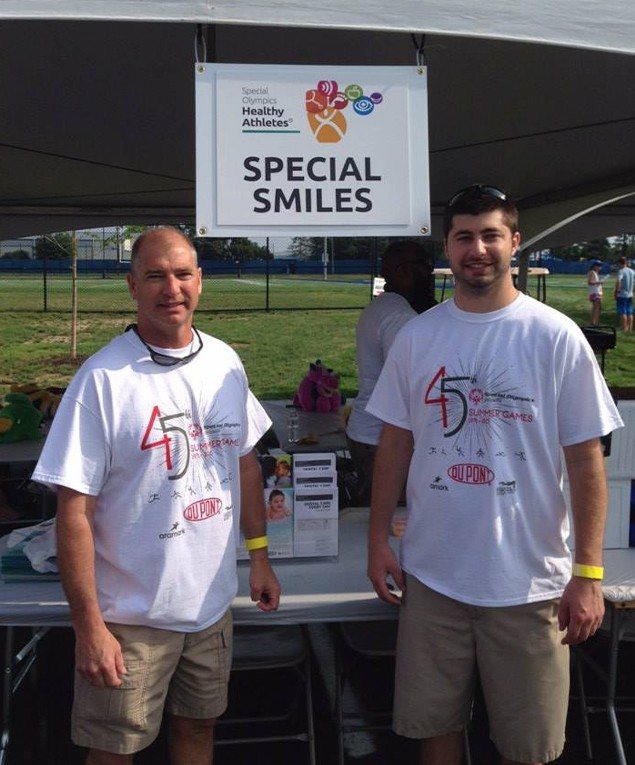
[0,509,633,628]
[0,439,44,464]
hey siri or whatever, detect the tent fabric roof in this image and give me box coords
[2,1,634,55]
[0,7,634,246]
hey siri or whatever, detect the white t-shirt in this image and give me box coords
[367,293,623,607]
[33,329,271,631]
[617,266,634,298]
[588,269,603,298]
[346,292,417,445]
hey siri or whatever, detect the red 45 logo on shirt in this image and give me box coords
[141,406,190,480]
[424,366,471,438]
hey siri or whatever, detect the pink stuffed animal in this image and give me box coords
[293,360,342,412]
[314,366,341,413]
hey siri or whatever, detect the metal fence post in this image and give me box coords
[265,237,271,312]
[43,253,48,312]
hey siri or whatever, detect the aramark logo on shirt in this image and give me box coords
[184,497,223,522]
[159,521,186,540]
[429,475,449,491]
[447,463,494,485]
[496,480,517,496]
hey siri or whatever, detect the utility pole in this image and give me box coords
[70,231,78,360]
[322,237,328,280]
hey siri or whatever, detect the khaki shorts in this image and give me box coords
[72,610,232,755]
[394,575,569,763]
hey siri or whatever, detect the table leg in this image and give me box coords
[0,626,14,765]
[0,626,49,765]
[606,606,628,765]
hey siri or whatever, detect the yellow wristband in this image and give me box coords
[572,563,604,580]
[245,535,268,551]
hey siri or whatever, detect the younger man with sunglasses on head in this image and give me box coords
[33,227,280,765]
[367,186,622,765]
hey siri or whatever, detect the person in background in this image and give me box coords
[33,227,280,765]
[587,259,604,325]
[346,240,436,504]
[614,255,634,333]
[367,185,623,765]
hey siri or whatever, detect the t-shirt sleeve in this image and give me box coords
[557,330,623,446]
[366,333,413,430]
[378,307,416,358]
[240,389,273,456]
[31,394,110,496]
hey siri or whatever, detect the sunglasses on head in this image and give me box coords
[126,324,203,367]
[447,184,508,208]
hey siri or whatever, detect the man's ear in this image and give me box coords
[511,231,521,253]
[126,272,137,299]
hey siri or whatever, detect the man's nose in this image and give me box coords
[163,275,180,294]
[473,237,487,255]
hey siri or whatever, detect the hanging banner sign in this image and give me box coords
[195,63,430,237]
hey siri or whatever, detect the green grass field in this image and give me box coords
[0,273,633,400]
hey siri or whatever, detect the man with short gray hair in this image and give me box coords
[34,227,280,765]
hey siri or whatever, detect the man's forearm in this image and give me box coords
[564,438,607,565]
[239,450,267,540]
[239,450,281,610]
[57,487,127,685]
[56,487,104,631]
[368,424,413,545]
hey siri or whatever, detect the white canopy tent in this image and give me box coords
[0,1,633,249]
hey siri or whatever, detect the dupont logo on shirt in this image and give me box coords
[184,497,223,521]
[447,463,494,485]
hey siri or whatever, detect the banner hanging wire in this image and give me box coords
[195,24,208,64]
[411,33,426,67]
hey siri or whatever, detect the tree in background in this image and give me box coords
[34,232,73,260]
[552,238,615,262]
[287,237,318,260]
[1,249,30,260]
[288,236,442,263]
[175,226,270,261]
[618,233,635,260]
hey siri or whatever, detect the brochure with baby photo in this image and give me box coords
[236,486,294,560]
[263,486,294,558]
[260,451,293,489]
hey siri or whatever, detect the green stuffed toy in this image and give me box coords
[0,393,44,443]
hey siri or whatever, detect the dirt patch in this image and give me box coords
[47,355,90,368]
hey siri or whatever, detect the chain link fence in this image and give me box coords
[0,257,376,313]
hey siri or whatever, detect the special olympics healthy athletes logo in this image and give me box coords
[305,79,383,143]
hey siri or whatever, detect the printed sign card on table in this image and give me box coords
[292,453,338,557]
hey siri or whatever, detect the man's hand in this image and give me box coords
[368,539,405,605]
[249,554,281,612]
[75,623,127,687]
[558,577,604,645]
